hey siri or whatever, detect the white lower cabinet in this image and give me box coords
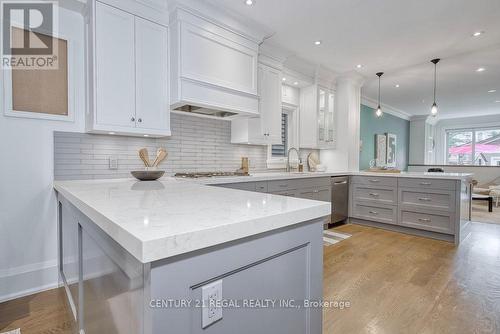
[231,63,282,145]
[87,1,170,137]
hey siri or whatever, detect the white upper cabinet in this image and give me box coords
[170,8,259,116]
[94,3,135,129]
[86,1,170,137]
[231,63,282,145]
[135,17,169,132]
[300,85,336,149]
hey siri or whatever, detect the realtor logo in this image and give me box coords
[1,1,58,69]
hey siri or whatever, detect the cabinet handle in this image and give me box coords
[420,182,432,185]
[138,118,142,123]
[369,193,379,197]
[333,181,347,185]
[131,117,135,122]
[369,211,378,215]
[418,218,431,222]
[369,179,380,183]
[418,197,431,202]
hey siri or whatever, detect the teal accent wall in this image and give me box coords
[359,104,410,171]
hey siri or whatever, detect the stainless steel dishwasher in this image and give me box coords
[331,176,349,224]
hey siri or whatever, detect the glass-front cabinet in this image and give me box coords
[300,85,336,149]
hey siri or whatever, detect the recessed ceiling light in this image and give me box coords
[476,67,486,72]
[282,77,286,81]
[108,132,115,135]
[496,100,500,103]
[395,84,400,88]
[314,40,322,45]
[293,81,299,85]
[488,89,496,93]
[144,134,149,137]
[472,31,484,37]
[356,64,363,69]
[245,0,254,5]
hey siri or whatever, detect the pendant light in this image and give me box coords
[430,58,440,117]
[375,72,384,117]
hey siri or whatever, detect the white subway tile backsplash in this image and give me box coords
[54,113,269,180]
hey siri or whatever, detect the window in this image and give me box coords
[446,127,500,165]
[267,106,298,169]
[271,113,288,157]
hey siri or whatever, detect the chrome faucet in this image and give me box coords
[287,147,300,172]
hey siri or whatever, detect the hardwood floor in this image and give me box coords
[472,201,500,225]
[0,287,75,334]
[324,222,500,334]
[1,222,500,334]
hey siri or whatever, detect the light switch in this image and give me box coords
[202,280,223,328]
[109,156,118,170]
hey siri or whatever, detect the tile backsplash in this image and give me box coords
[54,113,271,180]
[54,113,319,180]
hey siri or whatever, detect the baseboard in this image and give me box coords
[0,260,60,303]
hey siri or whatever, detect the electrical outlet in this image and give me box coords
[109,156,118,170]
[202,280,223,328]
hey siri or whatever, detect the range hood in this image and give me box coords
[169,6,260,120]
[173,105,238,118]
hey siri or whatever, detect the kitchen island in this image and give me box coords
[55,178,330,334]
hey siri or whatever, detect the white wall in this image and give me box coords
[0,8,85,302]
[434,114,500,164]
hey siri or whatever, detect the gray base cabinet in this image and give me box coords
[349,175,470,243]
[58,197,324,334]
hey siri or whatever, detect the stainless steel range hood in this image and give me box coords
[173,105,238,118]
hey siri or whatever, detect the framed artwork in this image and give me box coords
[386,133,397,168]
[2,27,74,122]
[375,134,387,166]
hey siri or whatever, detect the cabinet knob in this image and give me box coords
[138,118,142,123]
[131,117,135,122]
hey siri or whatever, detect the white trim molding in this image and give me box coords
[361,96,411,120]
[0,260,60,303]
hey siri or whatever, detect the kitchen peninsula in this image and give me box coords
[54,171,472,334]
[55,178,330,334]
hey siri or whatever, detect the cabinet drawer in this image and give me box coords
[353,185,397,205]
[399,178,456,191]
[399,189,455,212]
[254,181,268,193]
[267,179,297,192]
[351,176,397,188]
[217,182,256,191]
[399,210,454,234]
[351,203,397,225]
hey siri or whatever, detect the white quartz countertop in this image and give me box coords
[54,178,331,264]
[184,171,474,185]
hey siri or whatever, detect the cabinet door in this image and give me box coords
[95,2,136,128]
[314,186,332,202]
[135,17,170,133]
[317,88,326,144]
[259,64,282,145]
[326,92,335,143]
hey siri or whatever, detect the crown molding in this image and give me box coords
[169,0,269,43]
[337,71,365,89]
[361,96,411,120]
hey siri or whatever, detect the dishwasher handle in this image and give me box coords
[333,180,348,185]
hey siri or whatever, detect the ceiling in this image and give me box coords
[208,0,500,118]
